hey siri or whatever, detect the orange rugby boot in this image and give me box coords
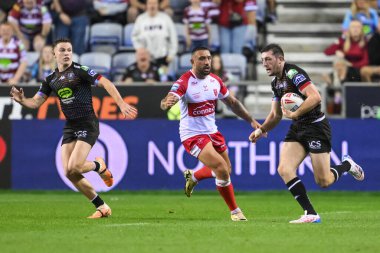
[95,157,114,187]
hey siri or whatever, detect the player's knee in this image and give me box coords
[277,165,292,179]
[66,162,83,177]
[315,178,330,188]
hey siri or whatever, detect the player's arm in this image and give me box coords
[222,93,260,129]
[160,93,179,111]
[282,83,321,120]
[10,86,46,109]
[98,76,138,119]
[249,100,282,143]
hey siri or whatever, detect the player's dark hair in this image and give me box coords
[261,44,284,57]
[52,38,72,49]
[191,46,211,55]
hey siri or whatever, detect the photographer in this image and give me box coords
[218,0,257,54]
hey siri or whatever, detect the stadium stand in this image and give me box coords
[111,52,136,81]
[89,22,123,54]
[79,52,112,78]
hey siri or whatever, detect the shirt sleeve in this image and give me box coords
[288,66,312,92]
[169,79,187,98]
[37,79,52,98]
[78,65,102,86]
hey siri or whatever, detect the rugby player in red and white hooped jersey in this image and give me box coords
[161,46,261,221]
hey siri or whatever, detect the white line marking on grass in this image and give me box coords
[105,223,150,227]
[319,211,353,214]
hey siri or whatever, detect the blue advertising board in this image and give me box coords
[11,119,380,191]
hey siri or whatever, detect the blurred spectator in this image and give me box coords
[0,22,27,85]
[211,53,232,82]
[218,0,257,54]
[91,0,128,25]
[52,0,90,55]
[7,0,52,52]
[132,0,177,77]
[359,31,380,82]
[324,20,369,114]
[127,0,173,23]
[183,0,211,52]
[342,0,379,36]
[256,0,276,24]
[325,20,368,83]
[29,44,55,82]
[1,1,17,23]
[201,0,220,23]
[121,48,160,84]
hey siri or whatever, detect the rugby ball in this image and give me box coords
[281,93,304,112]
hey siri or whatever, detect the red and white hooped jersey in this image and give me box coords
[169,70,229,141]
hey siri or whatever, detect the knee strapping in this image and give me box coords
[215,178,231,187]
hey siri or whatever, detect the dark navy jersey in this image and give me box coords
[122,62,160,82]
[38,62,102,120]
[271,62,324,124]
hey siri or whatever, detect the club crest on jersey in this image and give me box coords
[67,72,75,79]
[213,89,217,96]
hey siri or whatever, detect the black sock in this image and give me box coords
[331,161,351,182]
[286,177,317,215]
[91,195,104,208]
[94,161,100,172]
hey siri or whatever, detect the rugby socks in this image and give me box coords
[193,166,215,182]
[286,177,317,215]
[91,195,105,208]
[330,161,351,182]
[93,161,101,172]
[216,179,238,211]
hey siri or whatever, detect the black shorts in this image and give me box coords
[62,117,100,146]
[284,117,331,153]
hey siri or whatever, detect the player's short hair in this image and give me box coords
[261,44,284,57]
[52,38,72,49]
[191,46,211,56]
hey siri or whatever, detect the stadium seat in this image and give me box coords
[221,53,247,80]
[25,51,40,68]
[72,53,79,63]
[79,52,112,78]
[112,52,136,81]
[89,23,123,54]
[122,23,135,51]
[177,53,192,77]
[175,23,187,54]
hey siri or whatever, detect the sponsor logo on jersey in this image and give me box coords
[308,140,321,150]
[88,69,96,77]
[286,69,298,79]
[293,74,306,85]
[170,83,180,92]
[203,85,208,91]
[81,66,89,71]
[57,87,73,99]
[188,101,215,117]
[213,89,217,96]
[191,81,197,86]
[74,130,87,138]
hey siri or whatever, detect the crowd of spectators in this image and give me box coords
[1,0,279,86]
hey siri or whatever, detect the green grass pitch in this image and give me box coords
[0,191,379,253]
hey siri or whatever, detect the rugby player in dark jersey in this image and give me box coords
[10,38,137,219]
[249,44,364,223]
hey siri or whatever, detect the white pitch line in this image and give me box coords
[105,223,150,227]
